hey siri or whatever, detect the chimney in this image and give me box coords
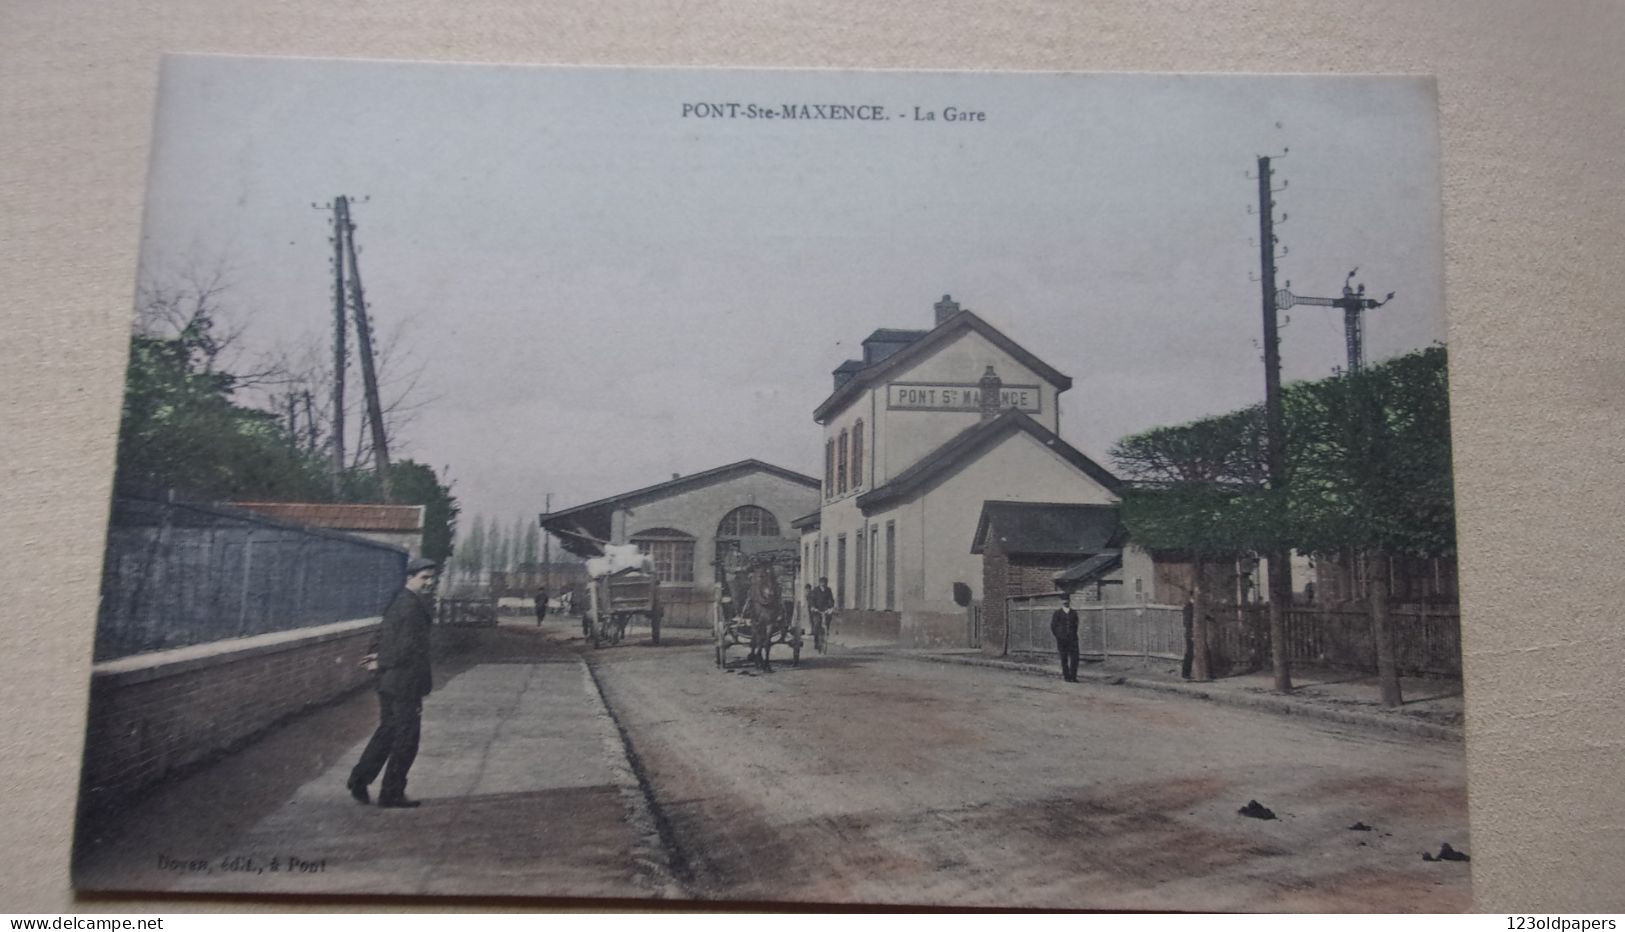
[934,293,961,327]
[979,365,1003,421]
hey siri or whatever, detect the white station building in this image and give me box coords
[796,295,1141,647]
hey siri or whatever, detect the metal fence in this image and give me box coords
[96,496,408,661]
[1005,593,1186,660]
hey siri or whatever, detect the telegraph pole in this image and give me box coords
[338,197,393,500]
[1256,155,1293,693]
[1273,269,1394,375]
[541,493,552,590]
[1270,270,1402,707]
[325,199,348,496]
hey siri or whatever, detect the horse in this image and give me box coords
[743,564,783,670]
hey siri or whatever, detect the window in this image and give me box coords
[631,529,695,583]
[836,534,847,608]
[837,430,848,494]
[824,439,834,499]
[885,521,896,610]
[855,531,866,610]
[851,420,865,490]
[870,526,879,608]
[717,505,780,538]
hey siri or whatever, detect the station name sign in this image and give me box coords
[886,381,1042,413]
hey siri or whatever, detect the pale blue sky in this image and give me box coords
[138,57,1446,526]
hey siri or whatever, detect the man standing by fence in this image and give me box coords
[1051,593,1080,683]
[348,556,438,809]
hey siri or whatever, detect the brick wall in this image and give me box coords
[78,617,384,821]
[981,547,1072,656]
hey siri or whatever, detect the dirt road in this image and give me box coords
[588,634,1472,911]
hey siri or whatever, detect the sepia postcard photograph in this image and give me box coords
[71,55,1468,910]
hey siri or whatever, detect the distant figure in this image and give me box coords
[1050,593,1080,683]
[1181,600,1195,680]
[1302,579,1317,605]
[348,556,439,809]
[534,585,549,626]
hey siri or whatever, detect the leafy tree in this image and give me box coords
[116,305,328,501]
[1110,346,1455,700]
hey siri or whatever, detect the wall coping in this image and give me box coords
[91,616,381,688]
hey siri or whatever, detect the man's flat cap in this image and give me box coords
[407,557,440,574]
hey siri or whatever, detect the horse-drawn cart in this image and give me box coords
[714,543,802,670]
[584,546,662,648]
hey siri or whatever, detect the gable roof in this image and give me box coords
[230,502,425,532]
[970,502,1125,555]
[814,310,1073,423]
[541,459,818,557]
[854,409,1122,514]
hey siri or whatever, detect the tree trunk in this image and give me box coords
[1268,548,1293,692]
[1190,558,1211,681]
[1367,550,1403,707]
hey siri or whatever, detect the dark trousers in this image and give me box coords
[350,691,422,799]
[1056,638,1080,681]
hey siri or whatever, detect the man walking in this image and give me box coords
[534,584,549,625]
[1051,593,1080,683]
[348,556,438,809]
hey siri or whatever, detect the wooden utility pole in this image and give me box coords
[1256,156,1294,693]
[541,493,552,590]
[328,199,347,496]
[338,196,393,500]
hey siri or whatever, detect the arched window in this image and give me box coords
[631,527,696,583]
[717,505,780,538]
[851,419,865,490]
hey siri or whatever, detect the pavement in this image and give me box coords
[74,624,680,899]
[885,647,1466,742]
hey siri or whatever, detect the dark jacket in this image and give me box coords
[1050,606,1080,643]
[374,588,434,699]
[808,585,835,612]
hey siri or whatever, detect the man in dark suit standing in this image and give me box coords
[1051,592,1080,683]
[347,556,438,809]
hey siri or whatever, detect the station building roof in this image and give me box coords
[855,409,1121,515]
[814,310,1073,424]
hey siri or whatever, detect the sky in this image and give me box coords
[135,57,1446,529]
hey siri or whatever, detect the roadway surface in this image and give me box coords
[74,620,1471,910]
[592,629,1472,911]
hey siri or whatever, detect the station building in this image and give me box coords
[797,295,1145,649]
[541,460,819,627]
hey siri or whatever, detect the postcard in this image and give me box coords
[73,56,1466,910]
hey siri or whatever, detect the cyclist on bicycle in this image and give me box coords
[808,575,836,649]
